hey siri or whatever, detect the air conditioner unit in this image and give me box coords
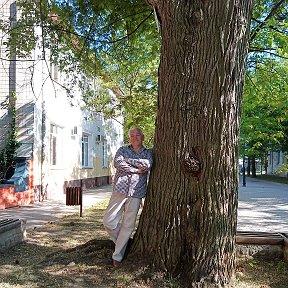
[71,126,78,135]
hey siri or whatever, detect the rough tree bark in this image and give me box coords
[131,0,254,287]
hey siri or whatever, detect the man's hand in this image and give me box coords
[124,158,147,174]
[137,168,147,174]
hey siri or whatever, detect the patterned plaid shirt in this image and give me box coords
[113,145,153,198]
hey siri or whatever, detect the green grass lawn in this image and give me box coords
[254,174,288,184]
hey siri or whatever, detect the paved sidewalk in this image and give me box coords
[0,178,287,233]
[238,176,288,233]
[0,185,112,230]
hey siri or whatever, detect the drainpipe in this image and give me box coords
[40,101,45,201]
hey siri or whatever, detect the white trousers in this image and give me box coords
[103,192,141,262]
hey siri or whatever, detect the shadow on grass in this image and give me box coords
[0,236,156,288]
[1,200,288,288]
[0,203,123,288]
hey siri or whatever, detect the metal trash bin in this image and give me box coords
[66,186,83,217]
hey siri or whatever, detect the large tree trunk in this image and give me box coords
[132,0,254,287]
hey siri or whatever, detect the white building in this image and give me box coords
[0,0,123,202]
[267,151,287,177]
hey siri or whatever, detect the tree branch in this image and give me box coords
[251,17,287,34]
[250,0,286,42]
[249,46,288,59]
[108,11,153,44]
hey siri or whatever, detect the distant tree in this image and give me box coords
[239,0,288,175]
[240,59,288,175]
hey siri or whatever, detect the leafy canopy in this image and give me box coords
[1,0,287,150]
[241,59,288,161]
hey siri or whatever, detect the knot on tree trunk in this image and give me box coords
[181,149,201,180]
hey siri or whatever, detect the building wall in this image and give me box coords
[0,0,17,149]
[0,0,123,201]
[26,46,123,200]
[267,151,287,177]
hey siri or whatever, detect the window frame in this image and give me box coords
[50,124,63,167]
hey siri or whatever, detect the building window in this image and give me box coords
[82,134,89,167]
[50,124,63,166]
[50,61,59,82]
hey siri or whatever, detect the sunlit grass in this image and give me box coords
[0,199,287,287]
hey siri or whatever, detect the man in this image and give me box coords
[103,127,153,267]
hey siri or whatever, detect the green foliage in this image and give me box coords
[98,34,159,147]
[1,0,160,145]
[1,0,287,151]
[240,58,288,161]
[242,0,288,167]
[51,0,160,146]
[0,92,20,182]
[249,0,288,61]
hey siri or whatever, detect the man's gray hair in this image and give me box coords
[128,127,144,137]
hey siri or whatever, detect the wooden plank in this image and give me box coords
[0,219,19,227]
[236,231,285,245]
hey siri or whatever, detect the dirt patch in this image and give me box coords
[0,200,287,288]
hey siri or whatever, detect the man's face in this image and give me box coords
[129,129,143,148]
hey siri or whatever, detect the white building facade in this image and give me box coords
[0,0,123,201]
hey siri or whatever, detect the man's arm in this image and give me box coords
[125,149,153,172]
[114,147,143,174]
